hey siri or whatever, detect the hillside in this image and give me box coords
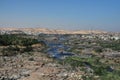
[0,27,107,34]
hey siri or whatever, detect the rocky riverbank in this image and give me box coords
[0,52,85,80]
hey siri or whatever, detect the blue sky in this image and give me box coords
[0,0,120,31]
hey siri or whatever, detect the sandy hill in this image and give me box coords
[0,27,107,34]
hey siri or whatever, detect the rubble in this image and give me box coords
[0,52,85,80]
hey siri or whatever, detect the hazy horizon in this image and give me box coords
[0,0,120,32]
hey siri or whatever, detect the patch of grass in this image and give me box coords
[58,56,120,80]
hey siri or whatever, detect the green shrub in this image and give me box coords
[2,46,20,56]
[0,34,39,46]
[101,72,120,80]
[23,46,33,52]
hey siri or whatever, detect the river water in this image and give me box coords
[40,36,75,59]
[47,42,74,59]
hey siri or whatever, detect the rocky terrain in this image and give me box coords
[0,34,85,80]
[0,32,120,80]
[0,52,86,80]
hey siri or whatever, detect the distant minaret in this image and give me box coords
[91,27,93,34]
[89,26,93,34]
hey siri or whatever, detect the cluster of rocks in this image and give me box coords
[22,62,85,80]
[0,55,32,80]
[0,52,85,80]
